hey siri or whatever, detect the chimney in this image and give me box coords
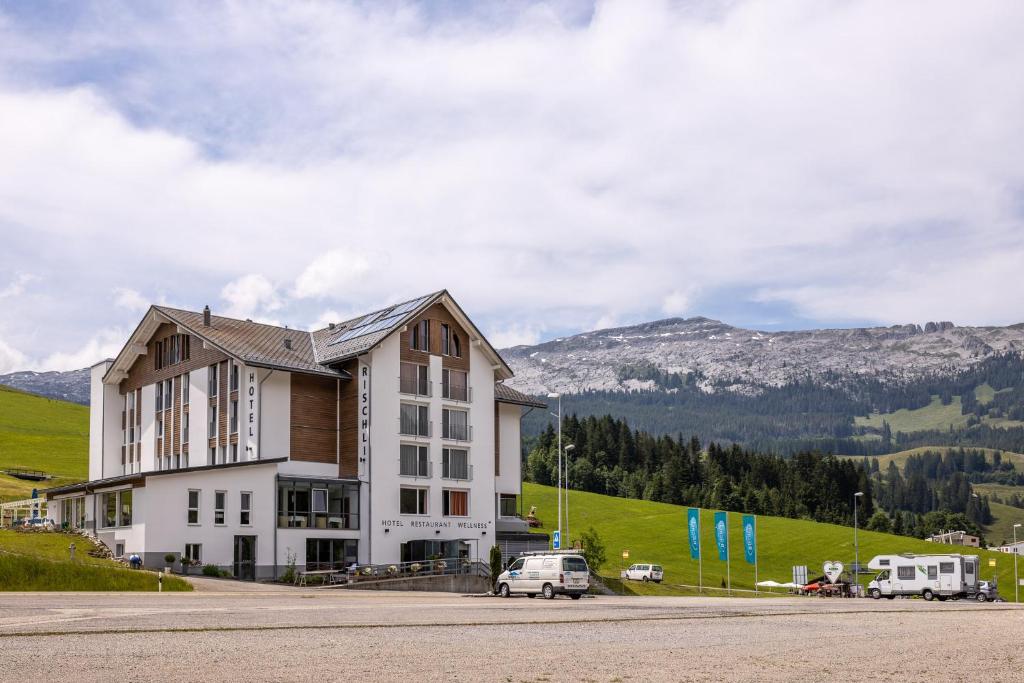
[203,305,211,326]
[283,338,293,350]
[328,322,336,330]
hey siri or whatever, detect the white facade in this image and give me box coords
[50,293,539,579]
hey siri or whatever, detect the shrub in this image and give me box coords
[489,544,503,587]
[579,527,606,572]
[202,563,222,577]
[280,549,297,583]
[164,553,177,565]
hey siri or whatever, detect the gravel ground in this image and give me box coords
[1,591,1021,681]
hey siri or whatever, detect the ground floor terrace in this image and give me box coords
[1,590,1021,681]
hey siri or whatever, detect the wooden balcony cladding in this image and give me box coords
[291,372,339,464]
[338,360,358,478]
[398,303,470,372]
[218,361,228,447]
[120,322,228,394]
[172,375,182,455]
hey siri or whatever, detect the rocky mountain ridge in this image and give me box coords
[0,368,91,405]
[501,317,1024,396]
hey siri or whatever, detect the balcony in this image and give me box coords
[279,511,359,530]
[441,463,473,482]
[442,423,472,442]
[399,459,432,479]
[442,382,472,403]
[398,376,432,397]
[399,419,432,438]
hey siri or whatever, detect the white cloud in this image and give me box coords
[113,287,149,313]
[0,273,36,299]
[0,335,28,374]
[0,0,1023,366]
[293,250,372,300]
[220,274,282,320]
[38,328,125,371]
[488,324,543,349]
[308,309,342,332]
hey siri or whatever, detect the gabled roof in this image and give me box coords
[494,382,547,408]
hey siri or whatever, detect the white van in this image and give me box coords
[624,563,664,583]
[497,553,590,599]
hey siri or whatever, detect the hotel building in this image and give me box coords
[47,291,545,579]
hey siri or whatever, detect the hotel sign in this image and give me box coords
[245,367,259,459]
[358,360,371,476]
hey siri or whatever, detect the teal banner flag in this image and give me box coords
[687,508,701,560]
[714,511,728,561]
[742,515,756,565]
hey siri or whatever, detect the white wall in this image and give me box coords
[260,369,290,460]
[88,362,110,481]
[189,366,209,466]
[496,403,523,496]
[88,361,123,481]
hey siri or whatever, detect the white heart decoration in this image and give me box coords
[823,561,844,584]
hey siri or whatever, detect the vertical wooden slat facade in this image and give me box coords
[337,360,359,478]
[290,373,339,464]
[494,402,500,477]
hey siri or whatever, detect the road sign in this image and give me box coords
[553,530,561,550]
[622,550,629,559]
[989,558,997,567]
[793,565,808,585]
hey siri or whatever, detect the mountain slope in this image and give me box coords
[0,368,90,405]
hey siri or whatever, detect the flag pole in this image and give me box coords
[726,511,731,596]
[754,516,759,596]
[698,510,703,594]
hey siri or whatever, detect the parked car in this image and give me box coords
[624,563,664,583]
[496,552,590,599]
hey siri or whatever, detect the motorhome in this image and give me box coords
[496,551,590,599]
[866,553,980,601]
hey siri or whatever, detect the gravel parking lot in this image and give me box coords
[1,589,1021,681]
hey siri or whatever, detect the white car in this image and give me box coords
[496,553,590,599]
[624,563,664,583]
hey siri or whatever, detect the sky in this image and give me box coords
[1,0,1023,373]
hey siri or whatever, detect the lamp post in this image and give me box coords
[564,444,575,547]
[854,491,864,594]
[1014,523,1022,604]
[547,392,562,548]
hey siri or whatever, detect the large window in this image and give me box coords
[184,544,202,563]
[278,478,359,529]
[400,444,430,477]
[400,403,430,437]
[400,362,429,396]
[400,487,427,515]
[163,380,172,410]
[442,408,470,441]
[230,400,238,433]
[101,490,132,528]
[209,406,218,438]
[187,489,201,525]
[410,319,429,351]
[306,538,358,571]
[208,364,219,397]
[240,491,252,526]
[155,334,190,370]
[896,566,915,581]
[499,494,518,517]
[440,324,462,358]
[230,362,239,392]
[214,491,226,525]
[442,448,470,480]
[442,369,469,402]
[442,489,469,517]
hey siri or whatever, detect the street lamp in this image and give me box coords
[853,492,864,594]
[564,444,576,547]
[547,392,562,548]
[1015,523,1022,604]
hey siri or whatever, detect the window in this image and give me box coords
[214,491,226,525]
[101,492,117,528]
[410,319,429,351]
[184,544,202,563]
[400,403,430,437]
[305,538,358,571]
[182,373,189,404]
[187,489,200,524]
[400,444,429,477]
[156,386,163,411]
[442,369,468,401]
[240,492,252,526]
[508,558,524,572]
[442,448,469,480]
[120,489,133,526]
[927,565,937,580]
[230,400,238,433]
[183,335,190,361]
[442,489,469,517]
[500,494,517,517]
[278,478,359,529]
[209,364,219,397]
[878,558,890,567]
[182,413,189,444]
[442,408,469,441]
[170,335,179,365]
[155,340,163,370]
[400,487,428,515]
[452,332,461,358]
[939,562,955,574]
[400,362,429,396]
[230,443,238,463]
[441,323,450,355]
[209,406,218,438]
[896,566,915,581]
[157,414,164,438]
[230,362,239,392]
[209,446,216,466]
[164,380,172,409]
[115,542,124,558]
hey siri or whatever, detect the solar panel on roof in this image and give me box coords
[324,293,435,347]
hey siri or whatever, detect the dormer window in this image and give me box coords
[410,319,429,352]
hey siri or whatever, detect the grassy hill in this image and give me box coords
[855,392,1024,433]
[841,446,1024,471]
[0,530,191,591]
[0,385,88,501]
[523,482,1022,600]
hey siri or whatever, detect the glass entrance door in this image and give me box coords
[233,535,257,581]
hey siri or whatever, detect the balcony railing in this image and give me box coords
[399,419,432,438]
[278,511,359,530]
[442,463,473,482]
[398,377,432,397]
[442,383,472,402]
[399,459,432,478]
[442,424,472,442]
